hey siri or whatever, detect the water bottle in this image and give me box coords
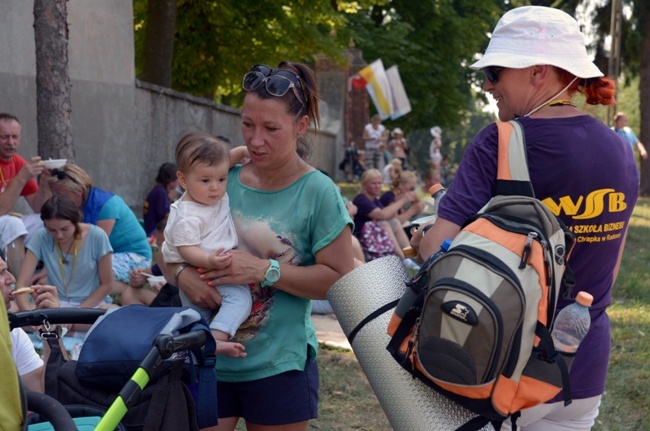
[429,183,446,217]
[551,291,593,353]
[428,238,452,264]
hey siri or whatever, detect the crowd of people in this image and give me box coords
[1,5,646,429]
[338,114,452,270]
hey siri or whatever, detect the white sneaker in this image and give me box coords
[402,258,421,271]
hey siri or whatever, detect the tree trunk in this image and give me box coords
[33,0,74,161]
[639,10,650,196]
[141,0,177,87]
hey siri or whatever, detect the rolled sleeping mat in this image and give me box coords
[327,255,493,431]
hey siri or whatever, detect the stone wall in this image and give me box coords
[134,81,338,205]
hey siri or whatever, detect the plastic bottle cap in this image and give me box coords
[575,291,594,307]
[402,247,417,258]
[428,183,444,195]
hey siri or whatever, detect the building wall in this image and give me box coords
[134,81,337,206]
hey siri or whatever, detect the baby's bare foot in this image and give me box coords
[216,341,247,358]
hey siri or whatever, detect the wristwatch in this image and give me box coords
[261,259,280,287]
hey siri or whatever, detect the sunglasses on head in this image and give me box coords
[483,66,505,84]
[242,64,306,107]
[52,169,81,185]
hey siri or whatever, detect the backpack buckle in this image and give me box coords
[204,353,216,368]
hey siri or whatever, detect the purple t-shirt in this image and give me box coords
[379,190,396,208]
[352,193,384,237]
[439,115,639,401]
[143,185,171,236]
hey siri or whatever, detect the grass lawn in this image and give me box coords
[596,196,650,431]
[299,193,650,431]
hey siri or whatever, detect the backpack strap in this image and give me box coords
[495,120,535,198]
[386,289,428,363]
[144,359,198,431]
[349,299,399,345]
[535,321,572,405]
[188,322,218,429]
[44,336,67,400]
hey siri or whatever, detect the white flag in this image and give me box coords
[386,65,411,120]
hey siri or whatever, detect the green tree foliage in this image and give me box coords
[581,0,650,195]
[135,1,547,168]
[349,0,503,134]
[134,0,504,124]
[134,0,349,103]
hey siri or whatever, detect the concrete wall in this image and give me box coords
[134,81,337,205]
[0,0,339,216]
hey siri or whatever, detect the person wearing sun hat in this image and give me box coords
[388,127,409,169]
[410,6,638,430]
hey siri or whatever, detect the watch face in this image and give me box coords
[267,267,280,282]
[262,260,280,287]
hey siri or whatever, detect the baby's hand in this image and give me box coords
[208,251,232,270]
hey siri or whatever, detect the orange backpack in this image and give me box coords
[387,120,576,430]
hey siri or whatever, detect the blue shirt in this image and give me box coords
[612,126,638,149]
[84,188,151,259]
[27,225,113,304]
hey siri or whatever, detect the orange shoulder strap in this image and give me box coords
[495,120,530,183]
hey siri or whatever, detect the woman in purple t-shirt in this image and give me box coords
[143,162,178,236]
[413,6,638,430]
[352,169,419,265]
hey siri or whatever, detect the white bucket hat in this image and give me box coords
[430,126,442,138]
[470,6,603,79]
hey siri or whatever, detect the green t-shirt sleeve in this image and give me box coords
[309,176,354,256]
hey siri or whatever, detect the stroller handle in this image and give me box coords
[154,330,208,359]
[8,308,106,330]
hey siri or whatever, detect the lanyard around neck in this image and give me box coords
[56,236,79,300]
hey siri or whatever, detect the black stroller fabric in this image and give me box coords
[44,337,200,431]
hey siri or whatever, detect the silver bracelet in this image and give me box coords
[174,263,191,287]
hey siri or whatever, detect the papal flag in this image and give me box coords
[386,65,411,120]
[358,59,393,120]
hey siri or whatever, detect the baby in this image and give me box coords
[162,131,251,357]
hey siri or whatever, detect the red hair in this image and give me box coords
[557,68,616,106]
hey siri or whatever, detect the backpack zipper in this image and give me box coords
[483,213,559,322]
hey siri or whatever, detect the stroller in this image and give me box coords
[338,145,366,181]
[7,305,217,431]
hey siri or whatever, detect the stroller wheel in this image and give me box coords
[24,391,76,431]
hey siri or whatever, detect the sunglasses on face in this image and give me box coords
[242,64,306,107]
[483,66,505,84]
[51,169,81,185]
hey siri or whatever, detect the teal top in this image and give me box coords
[217,166,352,382]
[27,225,113,304]
[98,195,151,258]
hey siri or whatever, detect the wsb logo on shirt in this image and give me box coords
[541,188,627,220]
